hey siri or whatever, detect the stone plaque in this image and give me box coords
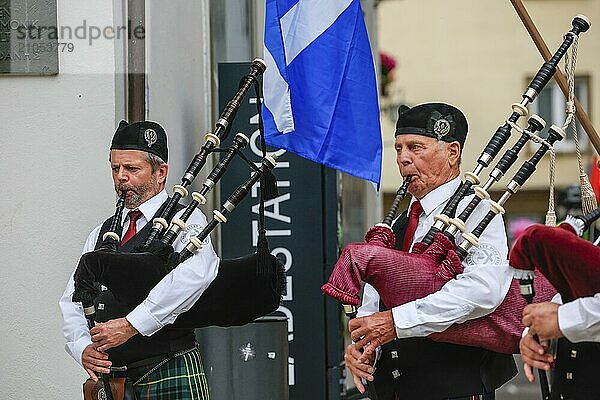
[0,0,58,75]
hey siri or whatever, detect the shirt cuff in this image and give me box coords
[392,302,420,338]
[558,301,585,342]
[68,336,93,366]
[558,300,588,343]
[127,303,163,336]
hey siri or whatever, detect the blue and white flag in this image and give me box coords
[262,0,382,186]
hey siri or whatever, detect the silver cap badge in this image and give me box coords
[144,129,157,148]
[433,118,451,139]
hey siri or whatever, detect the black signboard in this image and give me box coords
[217,62,342,399]
[0,0,58,74]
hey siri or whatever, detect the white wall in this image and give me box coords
[0,0,212,398]
[146,0,213,198]
[0,0,120,397]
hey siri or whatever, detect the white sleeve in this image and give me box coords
[558,293,600,343]
[126,208,220,336]
[59,226,101,365]
[356,283,380,318]
[392,198,511,337]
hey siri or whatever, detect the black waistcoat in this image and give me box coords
[368,211,517,400]
[93,201,196,367]
[551,338,600,399]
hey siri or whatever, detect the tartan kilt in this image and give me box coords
[133,348,209,400]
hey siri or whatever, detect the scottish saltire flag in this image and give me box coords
[262,0,382,186]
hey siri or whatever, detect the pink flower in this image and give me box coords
[380,51,397,74]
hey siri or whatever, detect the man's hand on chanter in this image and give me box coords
[345,343,375,394]
[519,333,553,383]
[91,317,139,352]
[349,310,396,363]
[82,344,112,381]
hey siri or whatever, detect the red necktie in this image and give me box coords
[401,201,423,251]
[121,210,143,244]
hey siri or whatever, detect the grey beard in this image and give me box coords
[125,191,145,209]
[116,175,160,209]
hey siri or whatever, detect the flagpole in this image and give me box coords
[510,0,600,155]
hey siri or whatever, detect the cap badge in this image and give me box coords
[144,129,157,148]
[433,118,451,138]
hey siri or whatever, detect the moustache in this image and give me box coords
[115,186,137,196]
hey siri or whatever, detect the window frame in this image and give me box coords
[528,75,591,153]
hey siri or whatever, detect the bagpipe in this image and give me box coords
[510,208,600,304]
[322,15,591,355]
[508,209,600,400]
[72,59,285,336]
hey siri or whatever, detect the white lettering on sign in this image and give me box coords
[249,96,295,385]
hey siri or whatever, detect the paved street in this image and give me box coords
[497,356,546,400]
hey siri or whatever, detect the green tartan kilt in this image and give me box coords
[133,348,209,400]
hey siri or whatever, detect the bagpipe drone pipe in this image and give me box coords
[72,59,285,333]
[322,15,591,354]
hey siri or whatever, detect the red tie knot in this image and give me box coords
[121,210,143,244]
[128,210,143,222]
[409,201,423,217]
[401,201,423,252]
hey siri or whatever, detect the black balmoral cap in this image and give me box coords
[395,102,468,149]
[111,120,168,162]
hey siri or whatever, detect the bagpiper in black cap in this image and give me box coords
[111,120,169,162]
[395,102,468,151]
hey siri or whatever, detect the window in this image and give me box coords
[530,77,590,152]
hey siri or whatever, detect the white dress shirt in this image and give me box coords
[358,177,512,339]
[553,293,600,343]
[59,190,220,365]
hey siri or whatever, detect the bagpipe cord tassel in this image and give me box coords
[526,121,557,226]
[564,35,597,213]
[545,148,557,227]
[252,80,279,275]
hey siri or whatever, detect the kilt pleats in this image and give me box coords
[134,348,209,400]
